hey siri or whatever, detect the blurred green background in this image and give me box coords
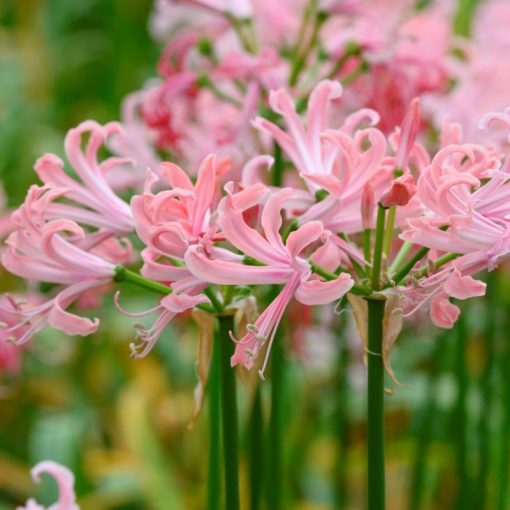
[0,0,157,205]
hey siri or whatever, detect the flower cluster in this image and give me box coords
[2,0,510,379]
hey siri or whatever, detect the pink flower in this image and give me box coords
[401,252,488,328]
[254,81,391,239]
[0,296,25,377]
[185,186,354,374]
[401,144,506,267]
[17,461,79,510]
[169,0,253,18]
[34,121,134,234]
[124,155,231,357]
[1,186,115,344]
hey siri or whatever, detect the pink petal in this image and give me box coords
[185,245,293,285]
[31,461,78,510]
[286,221,324,258]
[443,270,486,300]
[47,285,101,336]
[159,161,193,190]
[261,188,294,254]
[219,194,287,265]
[430,297,460,329]
[295,273,353,305]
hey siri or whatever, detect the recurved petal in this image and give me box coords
[185,245,292,285]
[430,297,459,329]
[443,269,486,299]
[286,221,324,259]
[295,272,353,305]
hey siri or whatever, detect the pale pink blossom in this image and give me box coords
[34,121,134,234]
[123,155,232,357]
[401,144,506,265]
[185,186,354,374]
[1,186,115,344]
[17,461,79,510]
[0,295,25,377]
[401,252,488,328]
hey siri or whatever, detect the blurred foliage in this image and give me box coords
[0,0,157,205]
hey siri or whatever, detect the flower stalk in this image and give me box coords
[218,313,240,510]
[366,296,386,510]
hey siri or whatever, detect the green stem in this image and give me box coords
[273,142,283,187]
[408,332,447,510]
[388,241,412,276]
[340,59,369,87]
[114,265,216,313]
[267,323,285,510]
[475,274,496,509]
[327,40,361,79]
[497,294,510,510]
[366,297,386,510]
[219,314,240,510]
[289,10,327,86]
[416,252,460,278]
[392,247,430,285]
[248,385,264,510]
[382,206,396,258]
[334,328,350,508]
[115,265,172,295]
[204,287,224,314]
[364,228,372,269]
[208,327,222,510]
[371,205,387,291]
[453,313,469,510]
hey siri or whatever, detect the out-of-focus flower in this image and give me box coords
[17,461,79,510]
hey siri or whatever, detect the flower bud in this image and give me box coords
[361,182,375,229]
[380,174,417,208]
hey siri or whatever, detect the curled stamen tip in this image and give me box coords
[0,321,7,328]
[258,370,266,381]
[246,324,259,334]
[6,336,18,344]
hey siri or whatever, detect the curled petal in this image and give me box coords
[30,460,79,510]
[430,297,460,329]
[443,270,486,300]
[160,292,209,313]
[295,273,353,305]
[185,245,293,285]
[286,221,324,259]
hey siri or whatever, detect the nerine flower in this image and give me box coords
[1,186,116,344]
[185,186,354,375]
[34,120,134,235]
[17,461,79,510]
[122,155,230,357]
[402,144,506,265]
[399,137,509,327]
